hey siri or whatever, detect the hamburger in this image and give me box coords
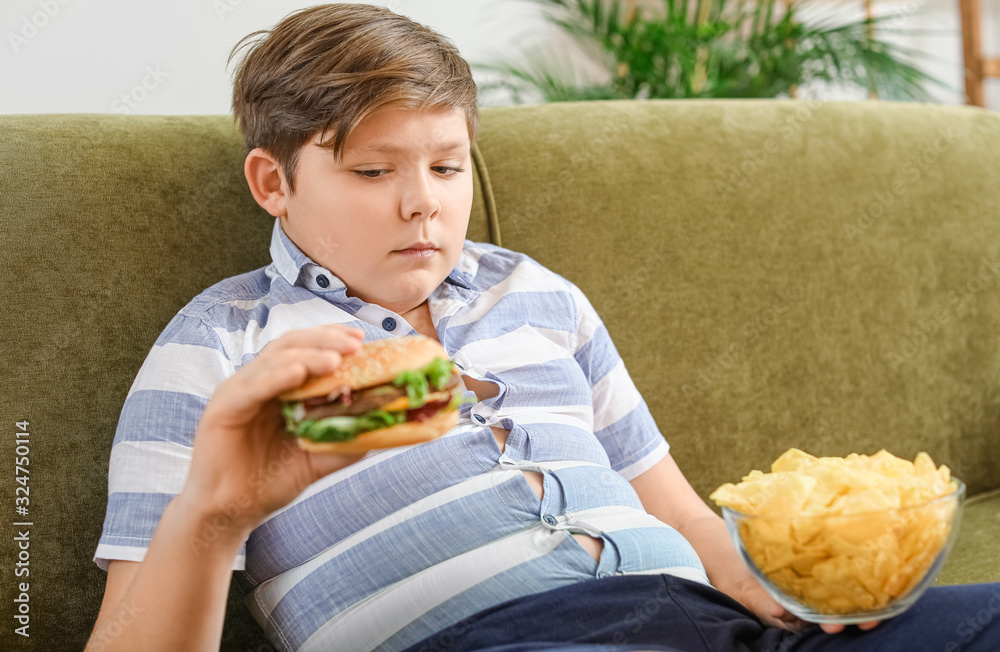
[280,335,463,453]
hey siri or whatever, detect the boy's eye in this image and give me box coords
[354,169,387,179]
[353,167,465,179]
[433,166,465,176]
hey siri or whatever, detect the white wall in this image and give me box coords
[1,0,997,114]
[0,0,554,115]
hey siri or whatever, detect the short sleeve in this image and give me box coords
[570,284,669,480]
[93,311,245,571]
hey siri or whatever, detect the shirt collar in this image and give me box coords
[270,218,325,288]
[268,218,478,292]
[443,258,476,291]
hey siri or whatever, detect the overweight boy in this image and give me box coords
[87,4,1000,652]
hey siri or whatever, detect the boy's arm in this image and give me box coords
[629,454,795,629]
[86,499,251,652]
[87,325,366,652]
[563,278,869,632]
[629,453,878,635]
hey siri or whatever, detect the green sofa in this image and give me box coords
[2,100,999,651]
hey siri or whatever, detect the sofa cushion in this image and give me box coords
[937,488,1000,586]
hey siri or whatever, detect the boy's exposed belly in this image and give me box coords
[462,375,604,564]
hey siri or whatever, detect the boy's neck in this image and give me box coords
[400,301,439,342]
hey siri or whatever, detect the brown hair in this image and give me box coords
[228,4,479,193]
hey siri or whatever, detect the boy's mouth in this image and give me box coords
[394,243,438,258]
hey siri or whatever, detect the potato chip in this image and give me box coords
[771,448,817,473]
[711,449,959,615]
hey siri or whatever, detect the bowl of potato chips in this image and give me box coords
[711,448,964,624]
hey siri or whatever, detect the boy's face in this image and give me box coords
[280,106,473,316]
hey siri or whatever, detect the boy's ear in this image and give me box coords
[244,148,289,218]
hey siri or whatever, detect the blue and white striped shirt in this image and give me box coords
[96,219,708,652]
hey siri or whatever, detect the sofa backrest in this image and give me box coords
[473,100,1000,499]
[2,101,999,651]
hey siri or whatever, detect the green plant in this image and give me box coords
[480,0,950,102]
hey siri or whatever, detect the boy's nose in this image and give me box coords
[400,173,441,221]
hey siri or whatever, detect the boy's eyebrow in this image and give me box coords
[351,141,469,155]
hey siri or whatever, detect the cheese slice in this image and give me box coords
[381,389,454,413]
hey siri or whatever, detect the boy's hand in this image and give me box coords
[737,580,881,634]
[819,620,881,634]
[730,577,804,630]
[179,325,366,534]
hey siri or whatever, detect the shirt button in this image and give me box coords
[542,514,558,526]
[316,275,330,289]
[382,317,397,331]
[473,414,486,424]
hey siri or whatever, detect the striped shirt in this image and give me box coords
[95,219,708,652]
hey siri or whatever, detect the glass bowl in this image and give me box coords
[721,479,965,624]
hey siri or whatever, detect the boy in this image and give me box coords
[88,4,998,652]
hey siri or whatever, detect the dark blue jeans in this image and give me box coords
[402,575,1000,652]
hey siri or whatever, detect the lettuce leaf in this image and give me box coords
[289,409,406,443]
[392,357,455,407]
